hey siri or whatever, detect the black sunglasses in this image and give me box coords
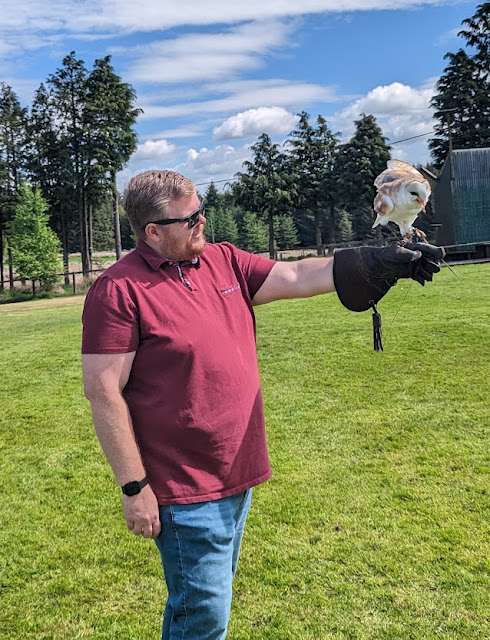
[144,199,205,231]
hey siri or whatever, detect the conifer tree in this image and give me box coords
[212,206,239,244]
[48,52,91,274]
[336,114,390,241]
[8,184,61,290]
[0,83,29,290]
[28,82,74,282]
[85,56,141,259]
[238,211,269,253]
[287,112,339,253]
[234,133,295,258]
[274,214,299,250]
[430,3,490,166]
[204,182,223,209]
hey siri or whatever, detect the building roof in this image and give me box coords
[444,148,490,189]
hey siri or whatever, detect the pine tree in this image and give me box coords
[85,56,141,259]
[91,195,116,252]
[274,214,299,250]
[430,50,489,165]
[459,2,490,66]
[336,114,391,241]
[238,211,269,253]
[0,83,29,290]
[430,3,490,166]
[286,112,339,253]
[212,206,239,244]
[28,82,74,283]
[336,210,353,242]
[234,133,295,258]
[48,52,91,275]
[205,182,223,210]
[8,184,61,290]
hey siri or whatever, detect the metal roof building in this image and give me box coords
[433,148,490,246]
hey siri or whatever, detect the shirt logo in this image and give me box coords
[221,283,241,296]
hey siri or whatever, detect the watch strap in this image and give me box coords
[121,476,149,496]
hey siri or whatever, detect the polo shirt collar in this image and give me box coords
[136,239,200,271]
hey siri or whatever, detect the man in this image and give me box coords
[82,170,443,639]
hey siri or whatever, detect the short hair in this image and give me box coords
[123,170,196,239]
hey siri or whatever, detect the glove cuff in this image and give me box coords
[333,247,393,312]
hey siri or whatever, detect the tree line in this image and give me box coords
[1,2,488,284]
[212,2,489,259]
[0,52,139,289]
[224,112,391,259]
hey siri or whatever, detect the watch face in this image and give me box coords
[123,481,141,496]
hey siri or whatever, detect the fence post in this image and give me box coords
[72,272,76,295]
[32,281,36,297]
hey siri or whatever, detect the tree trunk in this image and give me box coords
[88,204,94,257]
[112,173,122,260]
[62,210,70,286]
[268,211,275,260]
[79,186,92,277]
[8,247,14,289]
[329,203,336,244]
[314,210,324,256]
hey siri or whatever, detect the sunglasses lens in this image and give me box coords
[189,206,203,229]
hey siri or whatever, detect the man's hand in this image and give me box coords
[123,485,161,539]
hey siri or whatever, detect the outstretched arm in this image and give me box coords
[252,257,335,306]
[252,243,445,310]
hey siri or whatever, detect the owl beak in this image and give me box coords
[417,199,426,212]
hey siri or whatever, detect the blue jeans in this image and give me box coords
[155,489,252,640]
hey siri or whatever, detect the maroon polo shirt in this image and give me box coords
[82,240,275,505]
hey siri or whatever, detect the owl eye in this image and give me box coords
[410,191,418,197]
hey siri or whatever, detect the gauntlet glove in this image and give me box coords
[333,242,445,312]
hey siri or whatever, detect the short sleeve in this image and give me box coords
[221,243,276,299]
[81,275,140,354]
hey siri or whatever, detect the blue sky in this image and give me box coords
[0,0,478,191]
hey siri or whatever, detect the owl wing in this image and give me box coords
[372,189,395,228]
[374,160,426,189]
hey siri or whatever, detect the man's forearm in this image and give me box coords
[89,392,147,486]
[252,257,334,305]
[293,257,335,298]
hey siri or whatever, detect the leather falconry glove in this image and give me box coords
[333,242,445,313]
[333,242,445,351]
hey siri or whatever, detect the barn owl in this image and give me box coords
[372,160,431,237]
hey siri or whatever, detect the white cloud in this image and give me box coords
[131,139,176,162]
[139,79,339,120]
[434,26,461,46]
[118,143,252,193]
[332,80,438,165]
[125,21,293,84]
[0,1,461,37]
[214,107,299,140]
[341,81,433,120]
[144,126,207,140]
[175,144,252,186]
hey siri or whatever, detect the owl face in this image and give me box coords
[405,181,430,210]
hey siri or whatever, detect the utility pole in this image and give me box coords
[435,108,457,180]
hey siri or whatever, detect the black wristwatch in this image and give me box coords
[121,477,149,496]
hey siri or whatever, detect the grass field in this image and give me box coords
[1,263,489,639]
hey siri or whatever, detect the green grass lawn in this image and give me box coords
[1,264,489,639]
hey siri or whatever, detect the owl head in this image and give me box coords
[405,180,431,211]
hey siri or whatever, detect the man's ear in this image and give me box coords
[144,224,159,241]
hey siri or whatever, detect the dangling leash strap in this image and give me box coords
[370,301,383,352]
